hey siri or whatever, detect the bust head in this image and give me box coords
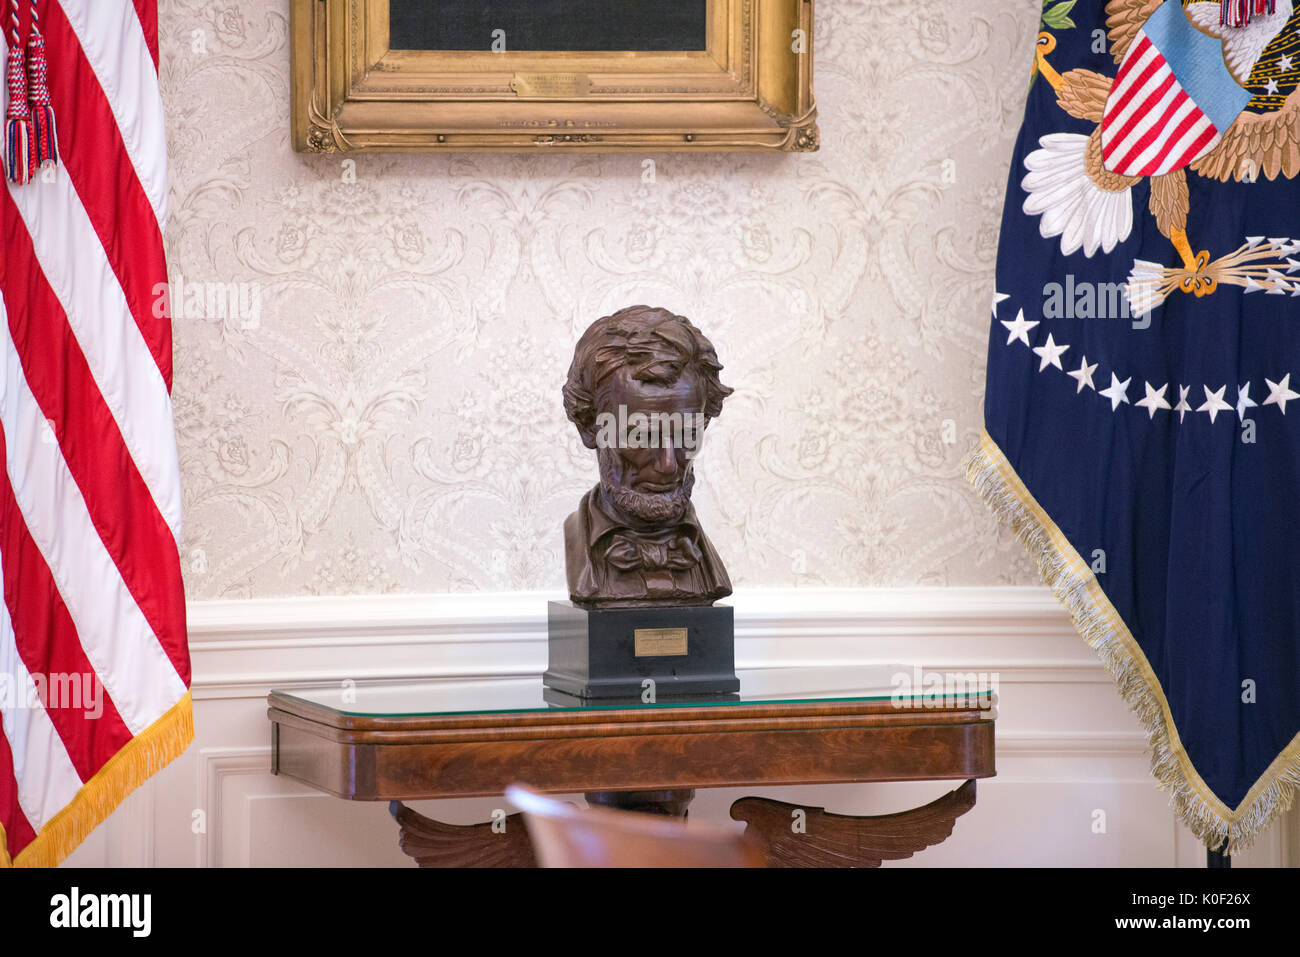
[563,305,733,526]
[562,305,734,607]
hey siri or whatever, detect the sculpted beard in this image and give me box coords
[599,450,695,524]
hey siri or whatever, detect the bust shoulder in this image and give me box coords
[563,491,595,599]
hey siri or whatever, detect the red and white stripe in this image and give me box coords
[1101,33,1223,177]
[0,0,188,866]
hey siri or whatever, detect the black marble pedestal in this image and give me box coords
[542,601,738,700]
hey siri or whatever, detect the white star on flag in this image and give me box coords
[1266,77,1280,95]
[1032,333,1070,371]
[1001,309,1038,347]
[1198,385,1232,423]
[1136,382,1171,419]
[1174,385,1192,423]
[1281,54,1294,71]
[1236,383,1258,420]
[991,291,1009,319]
[1263,374,1300,414]
[1100,373,1131,411]
[1068,356,1098,393]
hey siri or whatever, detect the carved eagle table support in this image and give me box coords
[387,783,977,868]
[386,790,697,868]
[388,802,538,869]
[730,781,978,868]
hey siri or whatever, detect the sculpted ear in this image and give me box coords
[574,410,601,448]
[578,408,616,450]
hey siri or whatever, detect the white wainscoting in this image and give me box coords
[62,587,1298,868]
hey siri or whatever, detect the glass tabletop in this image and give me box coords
[272,664,997,718]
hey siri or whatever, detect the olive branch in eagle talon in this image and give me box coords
[1025,0,1300,308]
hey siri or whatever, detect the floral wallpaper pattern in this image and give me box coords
[162,0,1043,598]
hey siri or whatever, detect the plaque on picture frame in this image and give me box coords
[290,0,817,153]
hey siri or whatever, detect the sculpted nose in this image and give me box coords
[652,439,677,475]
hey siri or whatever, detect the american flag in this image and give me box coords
[1,0,191,867]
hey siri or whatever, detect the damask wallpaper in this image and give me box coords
[162,0,1043,599]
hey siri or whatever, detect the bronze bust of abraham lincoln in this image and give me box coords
[561,305,733,608]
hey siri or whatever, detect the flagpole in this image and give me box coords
[1207,838,1231,868]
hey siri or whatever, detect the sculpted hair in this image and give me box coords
[563,305,734,442]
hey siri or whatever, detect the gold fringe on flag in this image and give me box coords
[0,691,194,868]
[965,430,1300,852]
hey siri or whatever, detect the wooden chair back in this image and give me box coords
[505,785,766,868]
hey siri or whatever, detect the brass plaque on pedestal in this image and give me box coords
[635,627,688,657]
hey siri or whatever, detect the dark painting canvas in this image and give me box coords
[389,0,709,52]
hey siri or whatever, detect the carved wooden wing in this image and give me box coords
[729,780,977,868]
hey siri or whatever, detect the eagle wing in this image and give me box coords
[1106,0,1165,63]
[1189,90,1300,181]
[1056,68,1115,122]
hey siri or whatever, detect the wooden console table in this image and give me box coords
[267,666,996,867]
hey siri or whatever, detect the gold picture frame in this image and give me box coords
[290,0,817,153]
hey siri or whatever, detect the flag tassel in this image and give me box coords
[3,0,31,184]
[1220,0,1278,26]
[26,2,56,170]
[4,45,31,185]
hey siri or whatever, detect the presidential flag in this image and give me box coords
[0,0,192,867]
[970,0,1300,851]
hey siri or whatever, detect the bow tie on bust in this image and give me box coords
[603,529,703,573]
